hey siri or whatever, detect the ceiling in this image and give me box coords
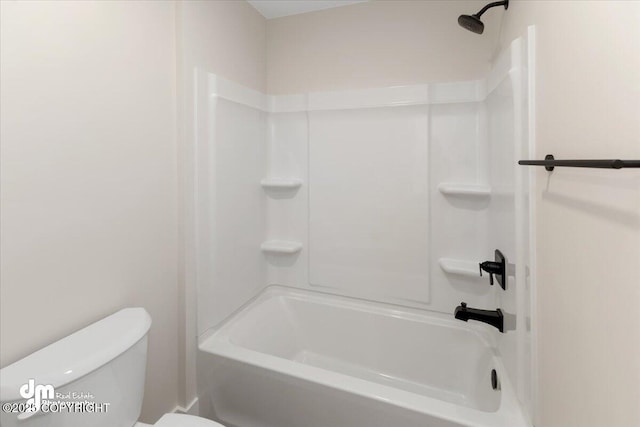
[248,0,368,19]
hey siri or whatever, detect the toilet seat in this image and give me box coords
[136,413,224,427]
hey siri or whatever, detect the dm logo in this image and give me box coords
[19,379,54,413]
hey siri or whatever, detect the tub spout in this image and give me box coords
[454,302,504,332]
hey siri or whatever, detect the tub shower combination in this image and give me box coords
[199,287,528,427]
[194,27,535,427]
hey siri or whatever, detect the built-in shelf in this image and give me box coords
[437,183,491,197]
[438,258,479,278]
[260,178,303,190]
[261,240,303,255]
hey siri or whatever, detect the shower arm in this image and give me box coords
[474,0,508,18]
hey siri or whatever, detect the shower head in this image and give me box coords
[458,0,508,35]
[458,14,485,34]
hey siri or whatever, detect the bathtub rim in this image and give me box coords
[198,285,530,427]
[199,284,500,344]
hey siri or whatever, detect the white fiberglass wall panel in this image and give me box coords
[264,111,309,285]
[485,35,533,418]
[197,95,267,334]
[487,68,517,371]
[428,102,493,312]
[308,106,430,304]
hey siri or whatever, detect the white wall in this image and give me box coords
[499,2,640,426]
[266,0,504,94]
[0,0,268,421]
[0,1,178,422]
[178,0,266,93]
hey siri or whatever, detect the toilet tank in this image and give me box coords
[0,308,152,427]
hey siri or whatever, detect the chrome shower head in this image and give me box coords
[458,0,508,35]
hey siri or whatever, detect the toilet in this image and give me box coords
[0,308,223,427]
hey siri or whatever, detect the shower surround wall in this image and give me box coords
[195,34,533,423]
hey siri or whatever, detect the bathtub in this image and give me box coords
[198,286,529,427]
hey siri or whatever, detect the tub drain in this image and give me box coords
[491,369,500,390]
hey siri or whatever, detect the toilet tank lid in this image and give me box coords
[0,308,151,402]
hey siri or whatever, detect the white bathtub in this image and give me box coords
[198,286,529,427]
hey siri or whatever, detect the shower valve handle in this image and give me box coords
[479,262,500,285]
[479,250,507,290]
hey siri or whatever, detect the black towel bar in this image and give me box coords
[518,154,640,171]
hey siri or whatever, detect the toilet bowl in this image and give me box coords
[0,308,223,427]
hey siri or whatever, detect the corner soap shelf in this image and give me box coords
[261,240,303,255]
[261,178,302,190]
[438,258,479,278]
[438,183,491,197]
